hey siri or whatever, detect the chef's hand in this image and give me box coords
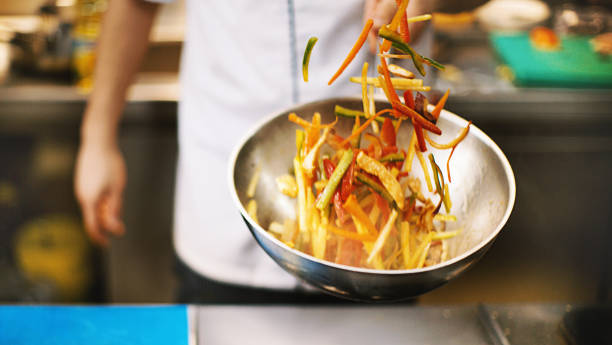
[364,0,431,54]
[75,137,126,246]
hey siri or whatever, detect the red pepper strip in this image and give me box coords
[395,0,411,43]
[403,90,415,109]
[340,154,356,201]
[412,118,427,152]
[328,19,373,85]
[380,117,396,147]
[393,101,442,135]
[374,192,391,223]
[431,88,450,120]
[340,108,392,146]
[323,158,349,225]
[382,145,398,155]
[379,45,402,105]
[405,195,416,220]
[446,145,457,183]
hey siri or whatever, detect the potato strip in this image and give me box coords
[367,210,399,264]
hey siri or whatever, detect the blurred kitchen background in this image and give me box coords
[0,0,610,305]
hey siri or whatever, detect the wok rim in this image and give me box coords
[228,97,516,276]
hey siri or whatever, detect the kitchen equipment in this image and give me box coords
[490,32,612,88]
[475,0,550,33]
[230,97,515,302]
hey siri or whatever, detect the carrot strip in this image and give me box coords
[343,194,378,236]
[326,223,376,242]
[403,90,415,109]
[340,109,392,146]
[379,45,401,105]
[396,0,411,43]
[424,121,471,149]
[393,101,441,135]
[431,88,449,120]
[289,113,338,129]
[328,19,373,85]
[447,145,457,183]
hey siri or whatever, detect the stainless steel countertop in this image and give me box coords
[192,303,570,345]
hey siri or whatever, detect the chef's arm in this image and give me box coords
[75,0,159,246]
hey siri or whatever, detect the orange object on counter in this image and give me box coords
[530,26,561,51]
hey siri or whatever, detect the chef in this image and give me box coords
[74,0,486,302]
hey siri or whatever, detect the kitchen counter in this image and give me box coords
[2,303,608,344]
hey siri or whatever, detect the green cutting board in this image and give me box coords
[490,33,612,88]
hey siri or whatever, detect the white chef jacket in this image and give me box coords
[149,0,432,290]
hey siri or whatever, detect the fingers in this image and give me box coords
[81,198,109,247]
[368,31,378,54]
[364,0,398,54]
[99,191,125,237]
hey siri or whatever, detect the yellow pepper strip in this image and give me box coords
[410,232,433,268]
[443,184,452,213]
[415,149,433,192]
[343,194,379,236]
[424,121,472,149]
[349,76,423,89]
[361,62,370,121]
[302,127,330,178]
[381,0,410,52]
[367,209,398,265]
[281,218,298,245]
[246,165,261,198]
[312,211,327,260]
[368,201,381,228]
[433,214,456,222]
[246,199,258,224]
[295,129,305,161]
[268,221,285,235]
[328,19,373,85]
[293,157,309,233]
[400,221,411,268]
[416,241,432,268]
[288,112,338,130]
[407,14,432,23]
[325,223,376,242]
[357,151,405,210]
[403,129,418,173]
[275,174,298,198]
[431,229,462,241]
[368,85,378,134]
[377,76,393,103]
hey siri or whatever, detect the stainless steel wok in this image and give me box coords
[229,97,515,302]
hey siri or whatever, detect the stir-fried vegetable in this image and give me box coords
[254,4,473,270]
